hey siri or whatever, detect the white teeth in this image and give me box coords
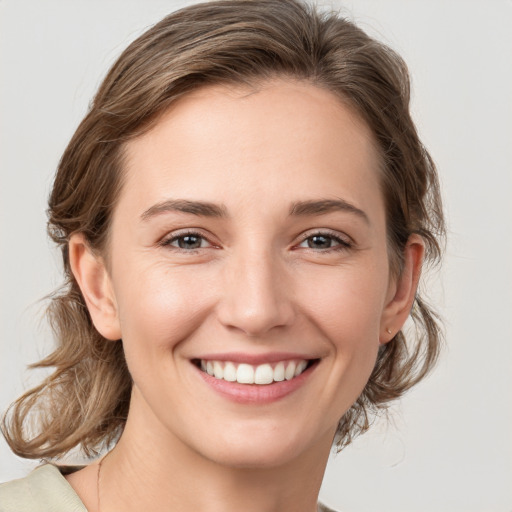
[213,361,224,379]
[199,359,310,385]
[223,362,237,382]
[236,364,254,384]
[285,361,296,380]
[254,364,274,385]
[295,360,307,376]
[273,362,285,382]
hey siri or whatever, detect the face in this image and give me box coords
[80,80,405,469]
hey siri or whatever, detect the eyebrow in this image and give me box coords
[140,199,228,220]
[289,199,370,224]
[140,197,370,224]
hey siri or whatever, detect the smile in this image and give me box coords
[192,356,320,404]
[199,359,310,385]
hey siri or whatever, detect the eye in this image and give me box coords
[297,232,351,251]
[162,232,212,250]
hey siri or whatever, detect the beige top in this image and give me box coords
[0,465,87,512]
[0,464,338,511]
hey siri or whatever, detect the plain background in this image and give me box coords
[1,1,511,511]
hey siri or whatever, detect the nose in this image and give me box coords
[216,247,296,337]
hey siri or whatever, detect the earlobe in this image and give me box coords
[68,233,122,341]
[379,235,425,344]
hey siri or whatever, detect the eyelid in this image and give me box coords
[294,229,353,251]
[159,229,217,249]
[297,228,352,244]
[158,227,353,252]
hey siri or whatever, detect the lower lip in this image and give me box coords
[194,362,318,404]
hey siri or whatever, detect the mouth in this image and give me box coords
[192,358,319,385]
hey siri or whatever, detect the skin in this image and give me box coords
[66,80,423,512]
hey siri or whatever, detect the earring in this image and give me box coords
[386,328,392,334]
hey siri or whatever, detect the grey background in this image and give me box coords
[1,1,511,510]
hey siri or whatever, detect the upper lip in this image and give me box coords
[192,352,320,365]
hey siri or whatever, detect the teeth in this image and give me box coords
[213,361,224,379]
[223,362,237,382]
[295,360,307,376]
[274,362,285,382]
[254,364,273,385]
[236,364,254,384]
[285,361,296,380]
[199,359,310,385]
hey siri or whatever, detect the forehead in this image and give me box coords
[119,79,383,221]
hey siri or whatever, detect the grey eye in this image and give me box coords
[297,232,350,251]
[164,233,209,250]
[309,235,332,249]
[175,235,204,249]
[303,235,339,249]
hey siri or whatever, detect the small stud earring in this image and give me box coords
[386,328,392,334]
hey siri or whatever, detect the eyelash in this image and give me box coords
[296,231,352,252]
[160,230,352,253]
[160,230,212,251]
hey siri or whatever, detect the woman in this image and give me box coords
[0,0,444,511]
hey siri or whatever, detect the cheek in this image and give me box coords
[294,261,388,396]
[112,261,215,361]
[296,262,388,343]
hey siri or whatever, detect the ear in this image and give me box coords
[379,234,425,344]
[68,233,122,341]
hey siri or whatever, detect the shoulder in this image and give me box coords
[318,502,340,512]
[1,465,339,512]
[0,464,87,512]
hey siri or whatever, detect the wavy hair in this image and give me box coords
[2,0,445,459]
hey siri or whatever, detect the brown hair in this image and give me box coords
[2,0,445,459]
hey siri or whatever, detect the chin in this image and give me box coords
[193,419,330,470]
[209,441,304,470]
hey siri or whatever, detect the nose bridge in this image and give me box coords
[218,241,294,336]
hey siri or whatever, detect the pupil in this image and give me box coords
[309,235,331,249]
[179,235,201,249]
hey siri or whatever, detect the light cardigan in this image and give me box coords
[0,465,86,512]
[0,464,338,512]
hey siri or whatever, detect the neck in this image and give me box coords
[99,390,332,512]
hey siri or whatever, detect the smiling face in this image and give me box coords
[71,79,417,469]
